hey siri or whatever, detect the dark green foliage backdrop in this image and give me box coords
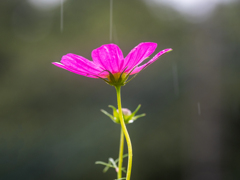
[1,0,240,180]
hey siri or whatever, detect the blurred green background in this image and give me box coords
[1,0,240,179]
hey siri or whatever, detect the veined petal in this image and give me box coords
[52,43,172,83]
[130,48,173,75]
[60,53,102,75]
[123,42,157,72]
[91,44,124,73]
[52,62,98,78]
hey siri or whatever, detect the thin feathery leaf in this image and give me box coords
[115,154,128,163]
[122,168,127,173]
[109,158,118,169]
[108,105,117,111]
[132,104,141,115]
[95,161,115,168]
[127,105,141,120]
[108,105,118,118]
[103,166,110,173]
[132,113,146,121]
[103,159,112,173]
[101,109,116,123]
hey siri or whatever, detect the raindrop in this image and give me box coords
[197,102,201,115]
[60,0,64,32]
[110,0,113,42]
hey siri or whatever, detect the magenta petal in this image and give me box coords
[60,54,102,75]
[130,48,173,75]
[52,62,98,78]
[91,44,124,73]
[123,42,157,72]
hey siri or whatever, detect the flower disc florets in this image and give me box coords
[52,42,172,87]
[101,105,146,124]
[105,71,128,86]
[105,69,134,86]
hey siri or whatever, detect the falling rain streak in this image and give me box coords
[110,0,113,42]
[172,63,179,96]
[198,102,201,115]
[60,0,63,32]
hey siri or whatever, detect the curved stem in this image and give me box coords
[117,129,124,179]
[115,86,132,180]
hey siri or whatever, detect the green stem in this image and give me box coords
[117,129,124,179]
[115,86,132,180]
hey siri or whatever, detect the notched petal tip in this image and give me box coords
[138,42,157,47]
[166,48,173,52]
[52,62,63,65]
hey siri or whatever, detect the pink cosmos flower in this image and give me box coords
[52,42,172,86]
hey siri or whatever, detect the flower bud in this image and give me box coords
[101,104,146,124]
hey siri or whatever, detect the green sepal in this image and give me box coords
[131,113,146,122]
[115,154,128,163]
[125,104,146,123]
[96,57,154,87]
[108,71,117,84]
[124,57,149,84]
[122,66,137,83]
[125,72,139,84]
[118,66,128,83]
[97,67,129,87]
[126,104,141,122]
[91,74,111,85]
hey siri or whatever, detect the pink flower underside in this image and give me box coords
[52,42,172,79]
